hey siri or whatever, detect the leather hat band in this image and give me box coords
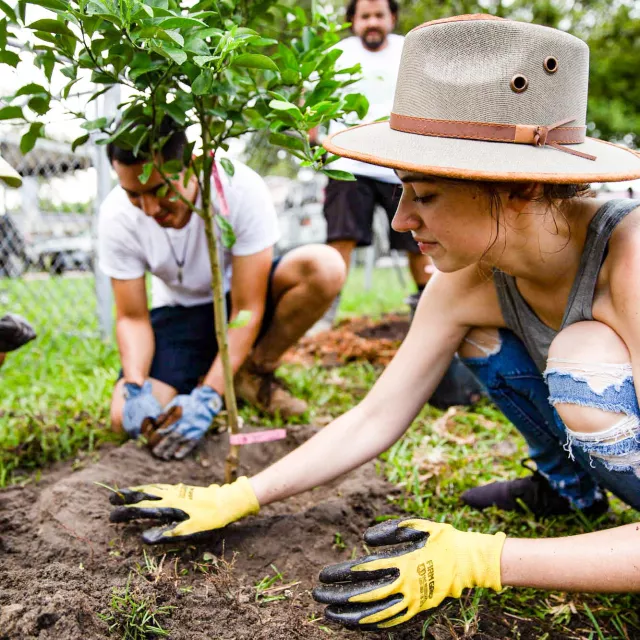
[390,113,596,161]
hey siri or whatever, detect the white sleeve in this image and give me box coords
[223,162,280,257]
[97,192,147,280]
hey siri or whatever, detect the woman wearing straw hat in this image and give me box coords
[109,15,640,629]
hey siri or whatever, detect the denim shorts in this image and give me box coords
[119,258,280,395]
[461,328,640,511]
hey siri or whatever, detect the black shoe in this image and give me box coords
[461,460,609,518]
[430,355,485,410]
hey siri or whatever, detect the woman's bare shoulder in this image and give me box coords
[420,264,506,329]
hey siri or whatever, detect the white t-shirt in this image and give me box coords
[328,34,404,184]
[98,159,280,309]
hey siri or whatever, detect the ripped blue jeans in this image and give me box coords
[461,329,640,511]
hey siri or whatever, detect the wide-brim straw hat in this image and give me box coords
[324,14,640,184]
[0,154,21,188]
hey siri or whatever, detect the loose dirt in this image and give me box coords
[1,425,571,640]
[283,315,410,368]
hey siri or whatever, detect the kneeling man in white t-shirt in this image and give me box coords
[98,119,345,460]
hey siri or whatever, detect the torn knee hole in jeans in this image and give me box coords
[545,358,633,394]
[564,414,640,476]
[545,360,640,476]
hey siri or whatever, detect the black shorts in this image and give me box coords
[119,258,280,395]
[323,176,420,254]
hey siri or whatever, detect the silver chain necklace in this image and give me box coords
[163,227,191,285]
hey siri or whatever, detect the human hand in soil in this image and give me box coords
[313,518,506,630]
[122,380,163,439]
[108,476,259,543]
[0,313,36,352]
[145,385,223,460]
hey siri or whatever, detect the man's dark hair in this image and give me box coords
[345,0,399,25]
[106,116,187,166]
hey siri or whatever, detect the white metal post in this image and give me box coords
[92,85,120,341]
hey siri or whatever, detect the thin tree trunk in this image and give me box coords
[201,122,240,483]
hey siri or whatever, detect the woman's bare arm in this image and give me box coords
[502,523,640,591]
[251,267,501,506]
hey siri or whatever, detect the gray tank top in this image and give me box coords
[494,198,640,372]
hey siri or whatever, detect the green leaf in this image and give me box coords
[27,95,50,115]
[0,105,22,120]
[31,0,67,10]
[164,29,183,47]
[0,0,16,22]
[139,162,154,185]
[252,37,278,47]
[60,65,77,80]
[81,117,108,131]
[322,169,356,181]
[216,214,236,249]
[228,309,252,329]
[0,50,20,67]
[220,157,234,177]
[164,102,188,125]
[192,71,212,95]
[184,36,209,55]
[277,43,297,71]
[163,45,187,65]
[232,53,278,72]
[268,99,302,121]
[281,69,299,85]
[20,122,44,155]
[71,133,89,151]
[158,16,207,29]
[15,83,47,97]
[268,132,306,152]
[27,18,75,37]
[161,159,182,174]
[193,55,215,66]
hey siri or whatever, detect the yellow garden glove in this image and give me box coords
[108,476,259,544]
[313,518,506,630]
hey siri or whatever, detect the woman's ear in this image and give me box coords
[506,183,544,212]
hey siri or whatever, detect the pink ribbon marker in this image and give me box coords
[210,153,230,217]
[229,429,287,446]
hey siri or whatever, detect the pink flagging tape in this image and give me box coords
[229,429,287,446]
[210,153,230,217]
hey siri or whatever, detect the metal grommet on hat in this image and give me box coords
[544,56,559,74]
[510,74,529,93]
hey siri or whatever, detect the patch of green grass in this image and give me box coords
[0,266,407,485]
[0,330,121,486]
[254,564,289,603]
[98,573,174,639]
[339,264,415,319]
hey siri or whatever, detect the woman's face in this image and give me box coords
[393,172,499,272]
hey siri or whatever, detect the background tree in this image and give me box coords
[0,0,367,479]
[396,0,640,146]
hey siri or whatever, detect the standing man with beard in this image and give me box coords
[318,0,483,408]
[321,0,432,307]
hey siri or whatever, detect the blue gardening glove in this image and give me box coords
[150,385,223,460]
[122,381,163,439]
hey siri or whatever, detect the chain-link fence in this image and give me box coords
[0,133,105,342]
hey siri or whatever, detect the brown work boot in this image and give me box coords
[235,362,308,419]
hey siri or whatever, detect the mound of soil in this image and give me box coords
[1,425,581,640]
[284,315,411,367]
[0,426,411,639]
